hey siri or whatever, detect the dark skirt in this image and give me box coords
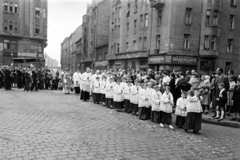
[106,98,113,108]
[175,116,186,128]
[232,101,240,113]
[114,101,123,109]
[74,87,80,94]
[151,111,161,124]
[81,91,90,101]
[184,112,202,131]
[93,93,101,104]
[124,99,131,113]
[160,112,172,125]
[100,94,105,103]
[139,107,151,120]
[80,90,84,100]
[130,103,138,114]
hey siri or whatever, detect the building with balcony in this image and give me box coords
[148,0,240,74]
[0,0,48,67]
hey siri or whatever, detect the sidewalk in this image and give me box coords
[201,111,240,128]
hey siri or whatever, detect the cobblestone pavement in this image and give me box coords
[0,89,240,160]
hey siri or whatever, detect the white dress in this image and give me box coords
[151,91,162,111]
[106,82,115,99]
[93,80,100,94]
[123,85,131,100]
[139,88,150,108]
[114,84,122,102]
[175,97,188,117]
[160,92,174,113]
[100,80,106,95]
[130,85,141,104]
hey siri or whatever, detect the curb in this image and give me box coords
[202,117,240,128]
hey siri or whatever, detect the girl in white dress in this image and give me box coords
[151,85,162,124]
[160,86,174,129]
[114,78,123,109]
[130,80,141,115]
[139,83,151,120]
[175,91,188,128]
[105,77,115,108]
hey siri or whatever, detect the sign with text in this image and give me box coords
[172,56,197,65]
[149,56,170,64]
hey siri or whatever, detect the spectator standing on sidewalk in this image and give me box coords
[231,78,240,122]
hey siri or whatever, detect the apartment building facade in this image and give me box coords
[0,0,48,67]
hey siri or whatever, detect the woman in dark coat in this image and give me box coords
[17,68,23,89]
[231,78,240,122]
[4,66,12,90]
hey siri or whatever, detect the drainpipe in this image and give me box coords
[148,6,154,70]
[197,0,203,72]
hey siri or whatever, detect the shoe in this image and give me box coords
[213,116,219,119]
[184,129,188,133]
[205,112,208,114]
[230,118,237,121]
[193,130,201,135]
[169,125,174,130]
[218,118,223,121]
[160,123,164,128]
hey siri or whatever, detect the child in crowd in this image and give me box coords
[160,86,174,129]
[114,78,123,109]
[123,80,132,113]
[93,76,101,104]
[175,91,188,128]
[130,80,141,115]
[105,77,115,109]
[100,76,107,106]
[151,85,162,124]
[185,89,202,134]
[139,83,151,120]
[214,83,227,121]
[227,76,236,116]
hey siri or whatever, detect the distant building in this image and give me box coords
[45,54,59,70]
[0,0,48,67]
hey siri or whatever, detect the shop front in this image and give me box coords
[148,55,197,73]
[94,60,108,70]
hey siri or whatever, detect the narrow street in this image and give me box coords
[0,89,240,160]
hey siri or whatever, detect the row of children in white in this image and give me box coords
[85,74,202,131]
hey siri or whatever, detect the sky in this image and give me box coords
[45,0,89,65]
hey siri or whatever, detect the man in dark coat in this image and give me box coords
[24,68,31,92]
[38,68,44,90]
[0,68,3,88]
[17,68,23,89]
[4,66,12,90]
[31,68,39,91]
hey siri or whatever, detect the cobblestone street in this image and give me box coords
[0,89,240,160]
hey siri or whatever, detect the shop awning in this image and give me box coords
[13,58,45,63]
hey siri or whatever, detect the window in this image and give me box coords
[133,40,136,50]
[183,34,190,49]
[140,15,144,29]
[204,35,210,50]
[144,14,148,27]
[112,12,114,20]
[14,4,18,13]
[157,10,162,26]
[126,10,130,17]
[35,26,40,35]
[14,22,18,32]
[4,2,8,12]
[35,8,40,18]
[128,3,130,9]
[143,37,147,50]
[139,37,142,50]
[112,29,114,37]
[225,62,232,74]
[126,23,129,35]
[134,20,137,33]
[43,9,46,18]
[126,42,129,51]
[9,21,13,31]
[3,40,10,50]
[206,10,211,26]
[211,36,217,50]
[115,25,117,35]
[4,20,8,31]
[118,7,121,18]
[145,0,149,5]
[229,15,235,30]
[134,0,138,13]
[118,25,120,35]
[10,41,16,50]
[132,61,136,70]
[185,8,192,25]
[117,43,119,53]
[230,0,237,7]
[9,3,13,12]
[156,35,160,50]
[212,10,219,26]
[227,39,233,53]
[111,45,113,54]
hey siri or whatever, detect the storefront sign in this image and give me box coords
[172,56,197,65]
[18,52,37,57]
[149,56,169,64]
[95,61,108,67]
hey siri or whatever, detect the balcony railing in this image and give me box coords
[150,0,164,9]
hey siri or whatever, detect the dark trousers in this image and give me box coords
[31,80,38,91]
[25,82,30,91]
[39,80,44,89]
